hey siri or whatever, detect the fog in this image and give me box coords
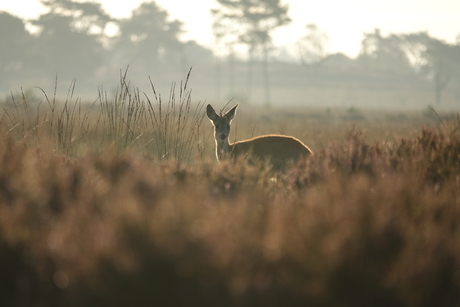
[1,0,460,110]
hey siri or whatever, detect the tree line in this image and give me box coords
[1,0,460,105]
[0,0,212,95]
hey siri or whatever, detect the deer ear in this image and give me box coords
[225,103,238,121]
[206,104,218,121]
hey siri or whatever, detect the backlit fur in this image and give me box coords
[206,103,312,170]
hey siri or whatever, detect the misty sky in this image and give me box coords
[2,0,459,57]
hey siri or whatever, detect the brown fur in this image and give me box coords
[207,104,312,170]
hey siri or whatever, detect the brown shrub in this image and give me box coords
[0,116,459,306]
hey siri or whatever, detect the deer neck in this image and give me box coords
[215,139,232,161]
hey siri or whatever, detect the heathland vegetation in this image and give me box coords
[1,0,460,305]
[1,76,460,306]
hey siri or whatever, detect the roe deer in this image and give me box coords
[206,103,312,170]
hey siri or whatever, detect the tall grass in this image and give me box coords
[1,69,207,162]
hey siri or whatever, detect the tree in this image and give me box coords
[358,29,411,73]
[211,8,240,101]
[114,1,184,74]
[213,0,291,106]
[298,23,329,73]
[0,12,34,91]
[40,0,113,37]
[402,32,460,104]
[31,0,112,86]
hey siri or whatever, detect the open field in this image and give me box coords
[2,78,457,160]
[1,81,460,306]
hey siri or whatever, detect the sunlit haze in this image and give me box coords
[1,0,459,58]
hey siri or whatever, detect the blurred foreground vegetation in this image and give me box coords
[1,83,460,306]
